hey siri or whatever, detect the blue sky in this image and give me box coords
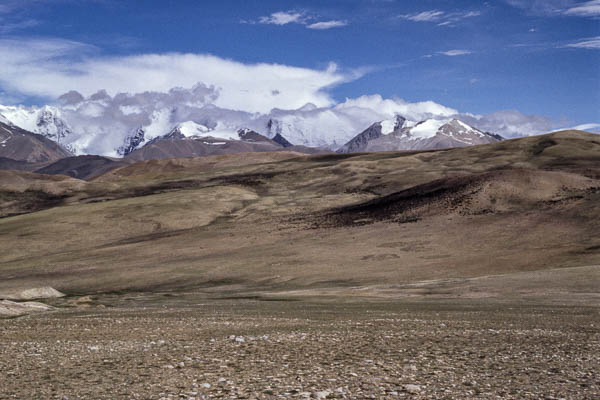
[0,0,598,128]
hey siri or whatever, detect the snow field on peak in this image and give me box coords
[177,121,210,137]
[409,119,451,139]
[177,121,240,141]
[0,105,40,133]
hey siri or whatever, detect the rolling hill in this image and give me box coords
[0,130,598,300]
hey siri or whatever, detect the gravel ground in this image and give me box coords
[0,297,599,399]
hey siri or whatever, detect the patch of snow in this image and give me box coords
[199,122,239,141]
[455,119,483,136]
[203,141,226,145]
[0,105,39,132]
[379,119,396,135]
[178,121,210,137]
[410,119,450,139]
[0,104,74,145]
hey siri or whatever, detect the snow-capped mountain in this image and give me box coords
[337,116,502,153]
[0,105,75,150]
[125,125,292,161]
[146,124,276,146]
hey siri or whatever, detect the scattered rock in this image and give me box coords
[404,384,422,394]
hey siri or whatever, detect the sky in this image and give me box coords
[0,0,598,132]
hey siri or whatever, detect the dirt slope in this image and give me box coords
[0,121,72,163]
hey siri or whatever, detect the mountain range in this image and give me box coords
[0,103,506,163]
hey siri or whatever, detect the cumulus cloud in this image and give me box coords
[439,49,473,56]
[400,10,481,26]
[254,10,349,30]
[259,11,305,25]
[566,36,600,49]
[336,94,458,121]
[306,20,348,30]
[0,38,356,114]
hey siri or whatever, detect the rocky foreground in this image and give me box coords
[1,296,598,399]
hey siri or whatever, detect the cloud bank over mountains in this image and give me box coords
[0,37,589,157]
[0,83,566,157]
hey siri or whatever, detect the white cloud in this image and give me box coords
[336,94,458,121]
[504,0,574,15]
[256,11,349,30]
[439,49,473,56]
[259,11,305,25]
[570,123,600,131]
[0,38,358,114]
[506,0,600,17]
[400,10,481,26]
[566,36,600,49]
[460,110,560,138]
[401,10,445,22]
[307,20,348,30]
[564,0,600,17]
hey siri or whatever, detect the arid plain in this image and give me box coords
[1,130,599,399]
